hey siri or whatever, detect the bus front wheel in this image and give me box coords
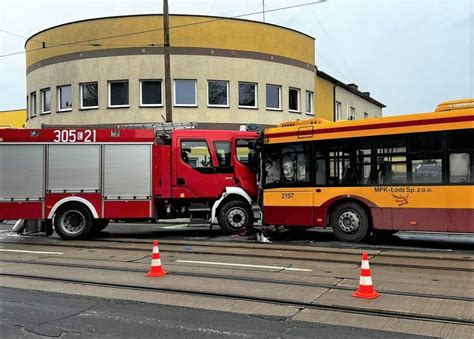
[331,202,370,243]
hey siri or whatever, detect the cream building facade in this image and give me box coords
[25,15,316,129]
[24,14,384,129]
[316,70,385,121]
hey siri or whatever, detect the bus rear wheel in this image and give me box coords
[54,203,92,240]
[218,200,253,235]
[331,202,370,243]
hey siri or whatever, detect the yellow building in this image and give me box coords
[0,109,27,128]
[24,14,384,128]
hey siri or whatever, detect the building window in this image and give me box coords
[174,79,197,106]
[305,91,314,115]
[57,85,72,111]
[348,106,356,120]
[140,80,162,107]
[266,84,281,110]
[289,87,300,112]
[80,82,98,109]
[108,80,129,107]
[238,82,257,108]
[40,88,51,114]
[364,112,369,119]
[335,101,342,121]
[30,92,37,117]
[207,80,229,107]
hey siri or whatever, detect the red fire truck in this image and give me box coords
[0,125,258,239]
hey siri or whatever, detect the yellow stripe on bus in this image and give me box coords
[264,186,474,209]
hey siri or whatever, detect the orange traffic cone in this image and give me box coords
[353,251,380,299]
[146,240,167,277]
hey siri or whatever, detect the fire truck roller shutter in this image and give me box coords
[103,145,152,199]
[0,145,44,201]
[48,144,100,193]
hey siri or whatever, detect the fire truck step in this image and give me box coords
[189,204,210,225]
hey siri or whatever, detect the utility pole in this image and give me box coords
[262,0,265,22]
[163,0,172,122]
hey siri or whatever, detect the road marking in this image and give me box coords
[0,249,63,255]
[176,259,312,272]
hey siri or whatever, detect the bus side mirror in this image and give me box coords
[248,150,258,169]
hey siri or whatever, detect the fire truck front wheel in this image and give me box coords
[218,200,253,235]
[54,203,93,240]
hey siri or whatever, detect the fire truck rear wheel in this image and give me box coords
[331,202,370,243]
[218,200,253,235]
[54,203,93,240]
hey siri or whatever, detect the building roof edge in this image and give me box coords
[317,69,386,108]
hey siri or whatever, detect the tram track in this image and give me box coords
[4,235,473,261]
[0,258,472,303]
[0,271,472,327]
[1,239,473,273]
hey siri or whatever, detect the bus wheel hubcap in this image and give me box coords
[228,209,246,229]
[60,210,85,235]
[339,211,360,233]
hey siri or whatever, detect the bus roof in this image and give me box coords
[265,99,474,144]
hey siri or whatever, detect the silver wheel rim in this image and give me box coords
[226,208,247,229]
[59,210,86,235]
[338,210,360,233]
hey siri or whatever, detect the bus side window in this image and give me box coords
[448,130,473,183]
[315,151,326,185]
[412,158,442,184]
[449,153,470,183]
[376,142,408,184]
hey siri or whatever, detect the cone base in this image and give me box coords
[146,270,167,277]
[352,290,380,299]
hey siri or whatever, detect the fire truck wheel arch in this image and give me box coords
[48,197,99,220]
[211,187,253,224]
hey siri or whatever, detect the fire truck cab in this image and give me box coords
[0,126,258,239]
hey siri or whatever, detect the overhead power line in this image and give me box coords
[263,2,353,83]
[307,3,363,87]
[0,1,327,58]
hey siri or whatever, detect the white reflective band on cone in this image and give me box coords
[153,247,159,254]
[359,276,373,286]
[361,260,370,269]
[151,259,162,266]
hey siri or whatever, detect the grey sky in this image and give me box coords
[0,0,472,115]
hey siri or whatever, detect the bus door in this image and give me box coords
[172,138,217,199]
[262,143,313,227]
